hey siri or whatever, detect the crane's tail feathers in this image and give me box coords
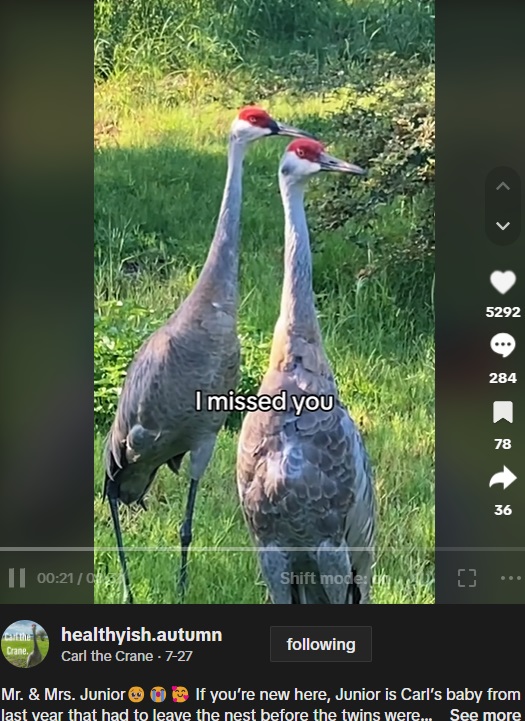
[102,473,112,501]
[103,428,126,482]
[102,469,120,502]
[102,428,126,500]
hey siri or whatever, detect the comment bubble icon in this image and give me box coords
[490,333,516,358]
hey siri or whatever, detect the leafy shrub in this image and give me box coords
[309,61,434,315]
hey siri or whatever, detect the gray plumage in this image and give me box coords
[26,624,42,667]
[237,141,375,604]
[102,109,315,604]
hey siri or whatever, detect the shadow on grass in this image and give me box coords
[95,142,232,273]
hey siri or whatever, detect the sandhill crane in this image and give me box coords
[26,624,42,667]
[237,139,375,604]
[103,108,315,604]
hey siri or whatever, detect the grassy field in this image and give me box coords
[1,638,49,667]
[94,0,435,604]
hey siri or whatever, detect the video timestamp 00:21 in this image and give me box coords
[36,571,116,585]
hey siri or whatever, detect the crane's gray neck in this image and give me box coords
[195,135,246,306]
[275,175,322,340]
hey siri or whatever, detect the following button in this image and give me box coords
[270,626,372,662]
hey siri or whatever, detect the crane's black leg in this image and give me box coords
[177,438,216,598]
[178,477,199,596]
[352,576,362,604]
[108,493,134,604]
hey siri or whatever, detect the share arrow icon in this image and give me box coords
[489,466,517,489]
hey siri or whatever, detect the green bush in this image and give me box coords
[309,60,434,315]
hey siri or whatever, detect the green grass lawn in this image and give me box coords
[1,638,49,667]
[94,0,435,604]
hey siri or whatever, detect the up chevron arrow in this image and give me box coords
[496,221,510,230]
[496,182,510,190]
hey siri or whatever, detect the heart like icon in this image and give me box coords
[490,270,516,295]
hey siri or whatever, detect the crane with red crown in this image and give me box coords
[103,107,315,604]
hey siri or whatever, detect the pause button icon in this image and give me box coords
[8,568,26,588]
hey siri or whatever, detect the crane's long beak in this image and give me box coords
[273,120,317,139]
[320,152,366,175]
